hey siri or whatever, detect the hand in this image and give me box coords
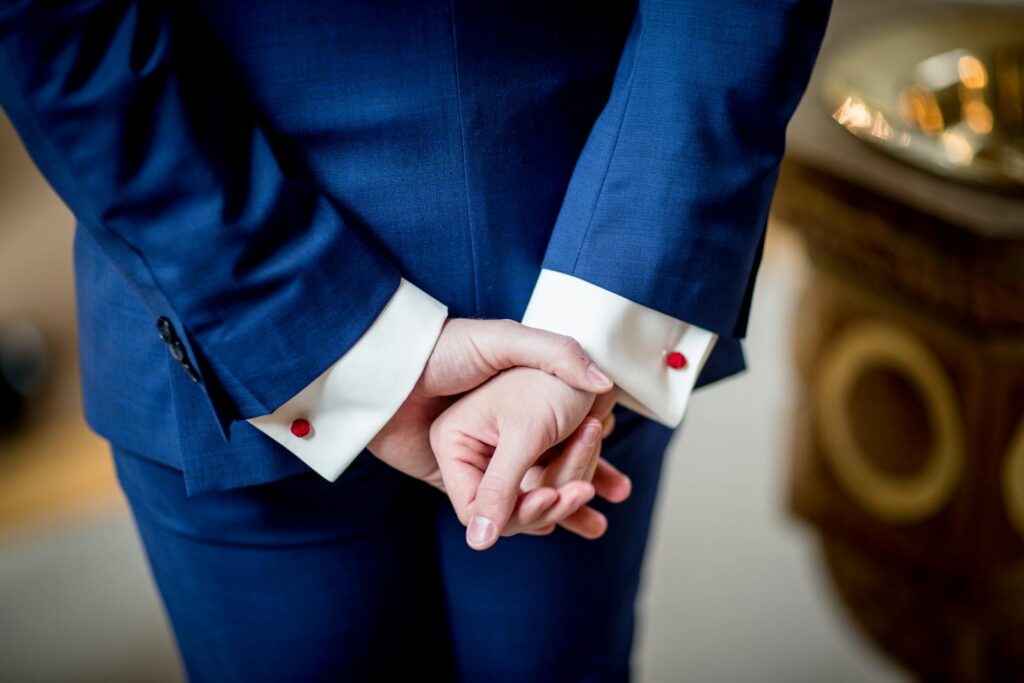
[430,367,627,550]
[367,318,615,489]
[519,386,623,538]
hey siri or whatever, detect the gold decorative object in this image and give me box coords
[823,7,1024,192]
[815,320,965,523]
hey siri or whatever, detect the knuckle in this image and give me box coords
[535,399,566,445]
[509,417,552,452]
[557,335,587,362]
[477,477,508,496]
[491,318,519,337]
[444,317,469,336]
[428,413,453,447]
[476,475,512,503]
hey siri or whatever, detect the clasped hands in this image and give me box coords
[367,318,628,550]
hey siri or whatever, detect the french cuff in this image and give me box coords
[247,278,447,481]
[521,269,717,428]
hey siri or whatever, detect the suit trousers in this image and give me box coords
[111,405,675,682]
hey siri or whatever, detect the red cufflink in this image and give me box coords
[290,418,312,438]
[665,351,687,370]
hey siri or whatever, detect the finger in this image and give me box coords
[467,424,548,550]
[478,321,614,395]
[432,434,489,519]
[601,412,616,439]
[588,390,617,461]
[505,481,592,536]
[506,486,559,531]
[589,388,619,421]
[519,464,547,493]
[557,505,609,540]
[523,524,557,536]
[430,417,493,526]
[592,458,632,503]
[583,440,601,482]
[506,480,596,536]
[540,416,602,489]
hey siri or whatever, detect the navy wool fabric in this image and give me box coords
[0,1,830,679]
[0,0,829,494]
[113,404,675,682]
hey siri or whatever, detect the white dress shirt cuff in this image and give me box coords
[521,269,717,428]
[247,278,448,482]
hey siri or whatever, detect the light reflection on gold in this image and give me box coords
[941,129,974,165]
[963,98,994,134]
[871,111,893,140]
[833,96,872,129]
[957,54,988,89]
[824,16,1023,190]
[902,85,944,135]
[833,96,915,148]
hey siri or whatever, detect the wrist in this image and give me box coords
[412,317,453,397]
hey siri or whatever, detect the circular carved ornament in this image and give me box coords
[815,321,964,523]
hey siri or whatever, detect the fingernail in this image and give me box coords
[586,363,613,389]
[467,516,497,548]
[581,421,602,446]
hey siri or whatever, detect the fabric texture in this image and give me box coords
[523,268,717,427]
[246,278,448,481]
[0,0,831,493]
[251,271,713,481]
[112,403,674,682]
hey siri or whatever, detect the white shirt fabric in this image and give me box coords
[247,270,717,481]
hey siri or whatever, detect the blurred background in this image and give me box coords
[1,0,1022,681]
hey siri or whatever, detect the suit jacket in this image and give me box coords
[0,0,830,493]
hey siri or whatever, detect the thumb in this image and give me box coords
[476,321,614,395]
[467,424,547,550]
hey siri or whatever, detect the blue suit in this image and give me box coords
[0,0,829,679]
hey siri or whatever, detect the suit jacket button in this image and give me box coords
[168,341,186,363]
[182,362,201,384]
[156,316,174,342]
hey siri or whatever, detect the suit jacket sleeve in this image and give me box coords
[538,0,831,342]
[522,269,717,428]
[0,0,411,435]
[246,278,447,482]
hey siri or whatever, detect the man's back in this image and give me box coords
[184,0,636,317]
[67,0,753,492]
[0,1,831,677]
[4,0,824,492]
